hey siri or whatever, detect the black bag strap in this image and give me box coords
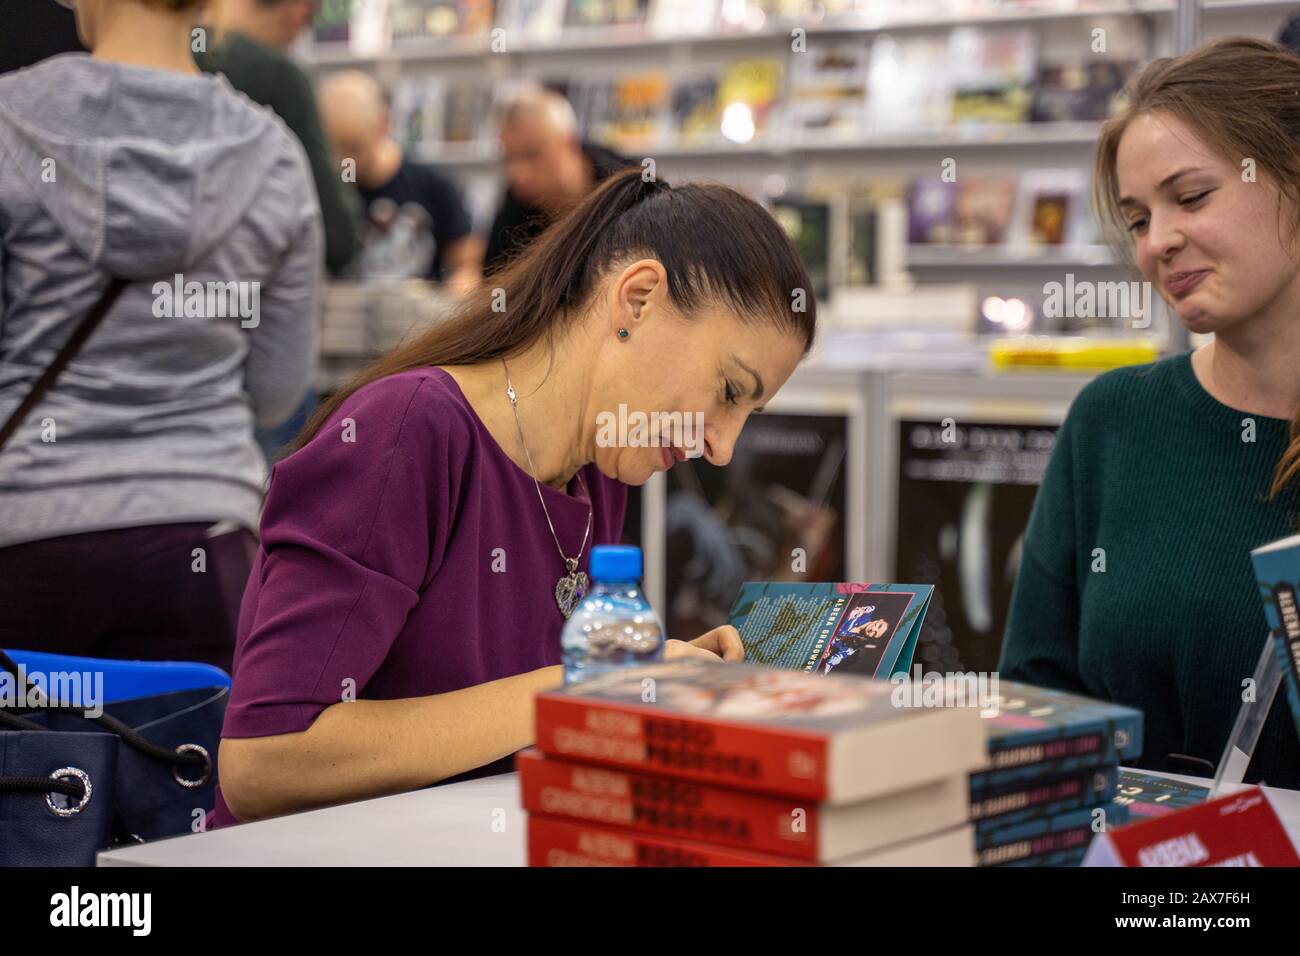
[0,648,206,772]
[0,774,88,799]
[0,277,128,452]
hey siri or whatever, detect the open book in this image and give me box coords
[727,582,933,678]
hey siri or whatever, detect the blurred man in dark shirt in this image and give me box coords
[320,70,481,294]
[196,0,361,275]
[484,85,632,275]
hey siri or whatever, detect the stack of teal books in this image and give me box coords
[968,683,1142,866]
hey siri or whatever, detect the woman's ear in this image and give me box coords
[613,258,669,336]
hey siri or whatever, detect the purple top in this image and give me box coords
[210,368,627,827]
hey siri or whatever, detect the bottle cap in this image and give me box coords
[589,545,642,582]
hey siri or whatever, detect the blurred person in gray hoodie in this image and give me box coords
[0,0,322,671]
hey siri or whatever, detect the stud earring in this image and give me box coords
[617,328,629,340]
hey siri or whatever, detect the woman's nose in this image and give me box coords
[704,424,738,467]
[1146,211,1185,263]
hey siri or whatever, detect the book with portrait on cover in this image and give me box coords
[727,581,933,678]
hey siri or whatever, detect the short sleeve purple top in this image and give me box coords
[209,368,627,827]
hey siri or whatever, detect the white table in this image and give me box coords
[98,775,526,867]
[96,770,1300,867]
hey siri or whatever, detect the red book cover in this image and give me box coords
[518,748,822,860]
[1085,787,1300,867]
[528,814,804,867]
[534,661,985,804]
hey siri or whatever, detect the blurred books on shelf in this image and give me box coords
[496,0,567,41]
[309,0,1157,66]
[1013,168,1089,247]
[648,0,719,36]
[1030,59,1138,123]
[670,75,721,142]
[908,179,958,246]
[610,72,671,146]
[392,76,494,149]
[953,176,1017,245]
[772,198,832,302]
[309,0,1170,352]
[907,167,1093,250]
[718,58,785,143]
[376,17,1147,156]
[388,0,496,42]
[564,0,651,32]
[948,26,1038,126]
[788,42,870,136]
[866,33,952,132]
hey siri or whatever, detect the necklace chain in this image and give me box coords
[503,359,592,570]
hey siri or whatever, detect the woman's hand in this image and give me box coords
[663,625,746,663]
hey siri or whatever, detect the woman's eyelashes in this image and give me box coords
[1126,188,1215,235]
[723,380,739,406]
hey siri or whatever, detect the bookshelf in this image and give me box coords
[305,0,1294,348]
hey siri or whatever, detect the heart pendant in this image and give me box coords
[555,571,589,618]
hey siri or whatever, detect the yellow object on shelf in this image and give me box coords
[989,337,1161,371]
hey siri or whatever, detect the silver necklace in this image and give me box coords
[503,359,593,618]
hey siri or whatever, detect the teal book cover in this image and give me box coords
[972,681,1143,792]
[727,582,933,678]
[1249,534,1300,745]
[976,800,1130,867]
[1113,768,1209,820]
[971,765,1119,834]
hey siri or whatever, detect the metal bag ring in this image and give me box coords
[46,767,92,817]
[172,743,212,789]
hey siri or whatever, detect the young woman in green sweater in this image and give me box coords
[999,37,1300,789]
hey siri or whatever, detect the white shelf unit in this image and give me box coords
[302,1,1300,67]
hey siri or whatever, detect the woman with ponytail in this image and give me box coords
[212,169,817,824]
[1000,37,1300,788]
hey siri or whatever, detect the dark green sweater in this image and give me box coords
[196,32,360,275]
[999,352,1300,789]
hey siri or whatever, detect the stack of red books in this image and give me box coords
[522,660,988,866]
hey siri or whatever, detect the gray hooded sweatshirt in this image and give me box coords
[0,54,321,548]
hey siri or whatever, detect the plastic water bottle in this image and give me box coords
[561,545,664,684]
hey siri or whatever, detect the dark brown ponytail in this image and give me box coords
[294,169,817,449]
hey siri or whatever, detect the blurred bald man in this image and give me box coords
[320,70,481,293]
[483,85,631,275]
